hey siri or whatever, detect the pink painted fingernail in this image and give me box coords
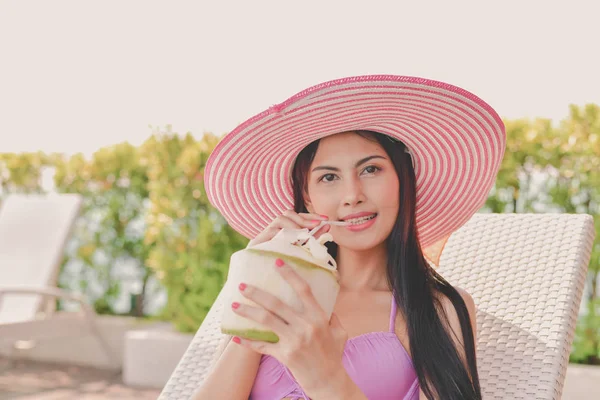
[239,283,247,291]
[232,336,241,344]
[319,214,329,219]
[231,302,240,309]
[275,258,284,267]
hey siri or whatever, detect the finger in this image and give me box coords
[298,212,329,221]
[238,283,300,325]
[232,336,277,357]
[232,301,290,336]
[270,215,316,231]
[313,223,331,239]
[274,258,325,322]
[282,210,326,229]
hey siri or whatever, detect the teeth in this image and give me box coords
[346,214,376,224]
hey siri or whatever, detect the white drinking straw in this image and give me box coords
[307,219,350,237]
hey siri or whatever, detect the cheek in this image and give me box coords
[371,177,400,213]
[305,182,335,208]
[386,182,400,205]
[308,190,338,209]
[371,177,399,200]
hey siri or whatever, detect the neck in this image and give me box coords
[335,242,389,292]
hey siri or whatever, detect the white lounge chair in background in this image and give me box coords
[0,193,118,368]
[158,213,596,400]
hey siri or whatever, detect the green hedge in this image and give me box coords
[139,131,247,332]
[0,130,249,327]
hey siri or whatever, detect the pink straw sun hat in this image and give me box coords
[204,75,506,265]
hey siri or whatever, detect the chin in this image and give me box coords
[335,232,388,251]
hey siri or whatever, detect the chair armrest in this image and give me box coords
[0,286,95,316]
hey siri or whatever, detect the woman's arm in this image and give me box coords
[190,338,262,400]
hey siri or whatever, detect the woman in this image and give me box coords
[194,75,506,399]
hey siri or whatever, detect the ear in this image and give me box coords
[303,189,314,213]
[305,201,314,214]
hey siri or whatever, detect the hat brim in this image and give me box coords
[204,75,505,255]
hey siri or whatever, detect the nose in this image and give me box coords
[342,176,366,206]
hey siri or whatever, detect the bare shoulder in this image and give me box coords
[416,287,478,399]
[448,286,477,321]
[438,286,478,356]
[416,287,477,400]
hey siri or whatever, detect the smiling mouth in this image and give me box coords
[341,213,378,225]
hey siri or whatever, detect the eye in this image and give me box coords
[317,165,381,183]
[318,173,336,183]
[363,165,380,174]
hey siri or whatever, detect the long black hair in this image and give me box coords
[290,130,481,399]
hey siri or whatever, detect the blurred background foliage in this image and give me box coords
[0,106,599,364]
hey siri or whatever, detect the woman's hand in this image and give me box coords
[230,257,350,397]
[246,210,330,247]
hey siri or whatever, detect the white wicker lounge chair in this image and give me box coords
[0,193,118,368]
[159,213,596,400]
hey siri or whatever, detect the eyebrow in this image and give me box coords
[311,155,387,173]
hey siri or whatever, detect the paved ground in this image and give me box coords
[0,358,598,399]
[562,363,600,400]
[0,358,159,400]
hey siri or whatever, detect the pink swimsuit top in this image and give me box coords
[249,294,420,400]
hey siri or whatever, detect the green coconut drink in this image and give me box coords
[221,226,340,343]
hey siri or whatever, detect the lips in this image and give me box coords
[345,214,378,231]
[339,212,378,221]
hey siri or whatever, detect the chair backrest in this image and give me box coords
[158,213,596,400]
[438,213,595,399]
[0,193,83,324]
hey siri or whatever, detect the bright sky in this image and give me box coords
[1,0,599,157]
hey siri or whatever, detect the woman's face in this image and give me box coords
[304,132,400,250]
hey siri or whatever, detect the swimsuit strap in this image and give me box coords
[389,291,398,333]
